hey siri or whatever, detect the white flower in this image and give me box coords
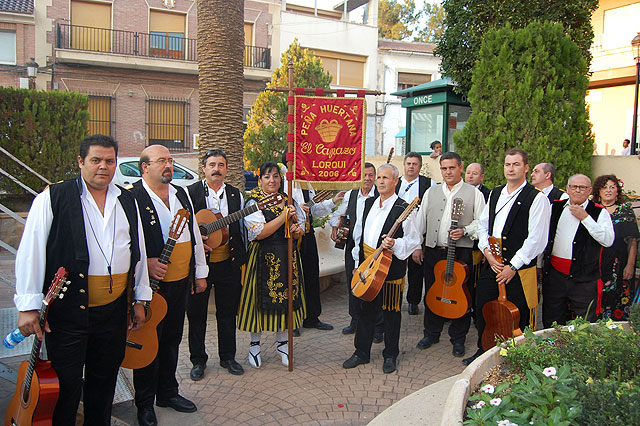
[497,421,510,426]
[481,384,495,394]
[473,401,486,409]
[542,367,557,377]
[565,325,575,332]
[608,324,618,329]
[490,398,502,406]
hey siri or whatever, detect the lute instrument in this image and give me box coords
[5,267,69,426]
[195,192,284,250]
[425,198,471,319]
[351,197,420,302]
[121,209,190,370]
[481,236,523,351]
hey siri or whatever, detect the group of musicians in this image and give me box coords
[13,134,617,425]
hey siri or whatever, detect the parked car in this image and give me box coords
[113,157,199,188]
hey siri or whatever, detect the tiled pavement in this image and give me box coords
[0,257,474,425]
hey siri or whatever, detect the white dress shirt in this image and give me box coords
[352,194,421,267]
[329,186,377,262]
[244,197,305,241]
[14,179,152,311]
[620,146,631,156]
[478,181,550,269]
[202,180,245,218]
[397,176,421,202]
[415,179,486,246]
[141,180,208,280]
[551,200,614,259]
[541,184,569,201]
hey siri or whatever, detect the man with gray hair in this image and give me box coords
[530,162,568,203]
[541,174,614,327]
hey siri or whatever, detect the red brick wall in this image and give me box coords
[0,21,36,89]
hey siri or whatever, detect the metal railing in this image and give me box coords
[56,23,271,69]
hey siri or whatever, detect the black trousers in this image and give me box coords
[354,282,402,361]
[45,294,127,426]
[134,277,189,408]
[542,267,598,328]
[187,257,241,365]
[301,232,322,326]
[475,263,530,351]
[406,256,425,305]
[422,247,472,345]
[346,258,384,333]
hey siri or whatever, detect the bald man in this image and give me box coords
[465,163,491,202]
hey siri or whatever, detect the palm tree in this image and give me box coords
[197,0,245,188]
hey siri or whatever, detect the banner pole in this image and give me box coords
[287,58,294,372]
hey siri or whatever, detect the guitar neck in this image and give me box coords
[23,301,48,395]
[204,204,259,234]
[150,238,177,291]
[445,220,459,277]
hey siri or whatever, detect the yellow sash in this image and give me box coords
[209,244,230,263]
[88,273,128,307]
[518,266,538,331]
[362,243,405,312]
[164,241,192,282]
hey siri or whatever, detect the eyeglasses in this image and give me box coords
[567,184,590,191]
[148,158,174,166]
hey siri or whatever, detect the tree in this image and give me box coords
[197,0,245,188]
[378,0,419,40]
[414,3,445,43]
[243,40,333,172]
[454,21,594,188]
[437,0,599,95]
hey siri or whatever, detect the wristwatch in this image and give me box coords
[509,264,518,272]
[134,300,150,309]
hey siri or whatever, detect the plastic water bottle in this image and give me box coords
[3,328,26,349]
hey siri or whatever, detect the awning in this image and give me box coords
[395,127,406,138]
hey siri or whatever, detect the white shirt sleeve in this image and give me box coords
[510,192,551,269]
[414,187,431,239]
[392,209,422,260]
[244,199,265,241]
[328,191,350,227]
[581,207,615,248]
[133,199,152,301]
[14,188,53,311]
[464,187,487,240]
[186,193,209,279]
[477,201,490,254]
[310,198,335,217]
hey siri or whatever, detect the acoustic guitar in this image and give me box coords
[351,197,420,302]
[195,192,284,250]
[425,198,471,319]
[481,236,523,351]
[5,267,69,426]
[121,209,189,370]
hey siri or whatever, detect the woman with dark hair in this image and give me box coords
[592,174,639,320]
[237,162,306,367]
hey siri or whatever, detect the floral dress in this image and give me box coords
[601,203,639,320]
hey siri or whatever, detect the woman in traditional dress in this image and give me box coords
[592,175,639,320]
[238,162,306,367]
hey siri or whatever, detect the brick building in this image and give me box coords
[0,0,36,89]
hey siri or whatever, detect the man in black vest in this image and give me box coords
[542,174,614,327]
[464,148,550,366]
[530,162,568,203]
[465,162,491,202]
[343,164,421,374]
[395,152,432,316]
[14,134,151,425]
[187,149,246,379]
[329,162,379,335]
[131,145,208,426]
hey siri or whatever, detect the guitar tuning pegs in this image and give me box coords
[66,280,71,285]
[62,286,68,292]
[59,294,64,299]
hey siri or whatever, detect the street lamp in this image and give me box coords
[631,33,640,155]
[26,58,39,90]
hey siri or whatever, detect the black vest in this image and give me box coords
[130,180,196,282]
[343,187,378,264]
[301,189,316,235]
[360,196,409,281]
[187,180,247,267]
[45,178,140,327]
[547,186,565,203]
[477,184,491,202]
[488,183,539,268]
[395,175,431,201]
[544,199,605,281]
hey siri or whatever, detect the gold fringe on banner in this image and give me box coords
[294,181,362,191]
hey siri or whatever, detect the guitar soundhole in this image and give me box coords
[21,383,29,406]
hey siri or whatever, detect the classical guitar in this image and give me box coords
[121,209,190,370]
[481,236,523,351]
[351,198,420,302]
[425,198,471,319]
[5,267,69,426]
[195,192,284,250]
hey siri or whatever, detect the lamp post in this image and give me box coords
[26,58,39,90]
[631,33,640,155]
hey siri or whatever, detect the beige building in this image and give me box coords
[588,0,640,155]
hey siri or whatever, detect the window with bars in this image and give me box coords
[88,95,113,136]
[147,99,190,151]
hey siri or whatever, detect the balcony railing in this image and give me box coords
[56,23,271,69]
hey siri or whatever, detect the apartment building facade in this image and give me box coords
[0,1,36,88]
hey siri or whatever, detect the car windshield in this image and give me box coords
[119,161,194,180]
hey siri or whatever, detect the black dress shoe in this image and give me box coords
[156,394,197,413]
[373,331,384,343]
[382,357,396,374]
[190,364,205,381]
[303,321,334,330]
[342,353,369,369]
[293,328,301,337]
[408,303,419,315]
[137,406,157,426]
[462,348,484,366]
[220,359,244,375]
[342,322,356,335]
[452,343,465,357]
[416,335,439,349]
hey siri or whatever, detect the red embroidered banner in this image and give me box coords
[294,96,365,189]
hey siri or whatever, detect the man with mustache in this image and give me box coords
[130,145,208,426]
[186,149,246,378]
